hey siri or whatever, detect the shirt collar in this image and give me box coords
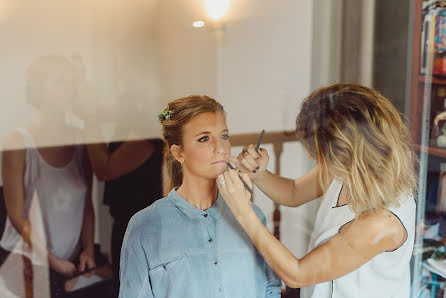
[168,188,225,220]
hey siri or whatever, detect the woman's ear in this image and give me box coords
[170,144,184,165]
[306,151,314,161]
[307,151,320,163]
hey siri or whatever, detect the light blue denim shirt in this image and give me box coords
[119,188,282,298]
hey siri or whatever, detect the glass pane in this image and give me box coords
[0,0,428,297]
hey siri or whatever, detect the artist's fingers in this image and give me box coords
[223,170,235,185]
[247,145,260,159]
[239,172,253,189]
[240,146,251,155]
[217,174,228,194]
[257,147,268,159]
[236,154,251,173]
[228,156,242,169]
[228,169,243,189]
[241,154,258,172]
[254,147,269,169]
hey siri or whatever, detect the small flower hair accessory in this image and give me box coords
[158,108,173,122]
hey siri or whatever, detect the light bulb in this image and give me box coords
[204,0,231,21]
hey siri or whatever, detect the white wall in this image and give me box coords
[0,0,162,150]
[311,0,343,90]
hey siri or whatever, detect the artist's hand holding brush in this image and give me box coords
[217,130,268,218]
[236,144,269,181]
[217,167,254,220]
[216,145,269,215]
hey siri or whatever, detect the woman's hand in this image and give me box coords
[217,169,255,219]
[48,253,77,277]
[78,249,96,273]
[236,145,269,181]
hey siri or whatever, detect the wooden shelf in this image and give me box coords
[414,144,446,158]
[418,75,446,85]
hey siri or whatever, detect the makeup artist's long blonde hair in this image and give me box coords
[160,95,225,191]
[296,83,417,215]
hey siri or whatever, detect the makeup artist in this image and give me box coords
[217,84,417,298]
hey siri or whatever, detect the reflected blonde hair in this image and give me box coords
[160,95,225,191]
[296,83,417,215]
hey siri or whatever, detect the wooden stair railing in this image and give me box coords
[230,130,298,240]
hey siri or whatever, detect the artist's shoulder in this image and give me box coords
[343,209,408,252]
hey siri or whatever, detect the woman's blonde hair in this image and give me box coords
[296,83,417,215]
[160,95,225,191]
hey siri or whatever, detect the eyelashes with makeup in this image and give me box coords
[198,134,230,143]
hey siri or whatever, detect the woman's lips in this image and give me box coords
[211,160,227,164]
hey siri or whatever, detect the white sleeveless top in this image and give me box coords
[0,128,88,261]
[301,179,416,298]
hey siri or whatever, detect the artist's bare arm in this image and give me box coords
[240,209,405,287]
[217,169,407,288]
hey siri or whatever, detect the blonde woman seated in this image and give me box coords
[119,96,281,298]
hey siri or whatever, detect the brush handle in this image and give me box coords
[226,162,253,194]
[255,130,265,152]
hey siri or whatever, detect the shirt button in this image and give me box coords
[214,260,218,265]
[163,265,166,269]
[208,238,213,243]
[203,214,208,217]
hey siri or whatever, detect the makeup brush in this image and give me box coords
[226,162,253,195]
[255,129,265,152]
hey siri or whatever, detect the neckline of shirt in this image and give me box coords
[168,188,224,220]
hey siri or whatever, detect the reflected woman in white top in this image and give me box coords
[218,83,417,298]
[0,56,95,298]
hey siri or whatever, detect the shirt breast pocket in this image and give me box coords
[149,254,191,297]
